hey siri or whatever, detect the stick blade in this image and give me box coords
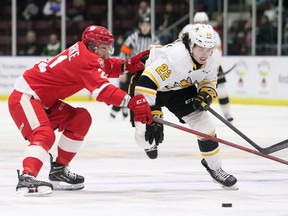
[261,139,288,154]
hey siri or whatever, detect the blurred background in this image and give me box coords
[1,0,288,56]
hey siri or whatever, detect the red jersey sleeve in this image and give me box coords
[104,57,124,78]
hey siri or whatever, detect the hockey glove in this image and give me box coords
[128,94,153,124]
[145,106,164,145]
[124,50,150,73]
[193,87,217,111]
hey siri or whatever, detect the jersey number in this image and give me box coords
[155,64,171,81]
[38,54,67,73]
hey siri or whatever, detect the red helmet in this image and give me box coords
[81,25,114,47]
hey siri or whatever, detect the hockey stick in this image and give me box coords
[207,107,288,155]
[153,117,288,165]
[222,64,237,75]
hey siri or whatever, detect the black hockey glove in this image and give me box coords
[145,106,164,145]
[193,87,217,111]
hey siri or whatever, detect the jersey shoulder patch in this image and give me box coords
[98,58,105,69]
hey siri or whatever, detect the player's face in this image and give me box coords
[191,45,213,64]
[96,44,114,59]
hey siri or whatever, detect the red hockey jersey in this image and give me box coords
[14,41,127,108]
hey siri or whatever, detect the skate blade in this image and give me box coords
[223,184,239,190]
[16,186,53,196]
[50,181,84,191]
[212,180,239,190]
[221,183,239,190]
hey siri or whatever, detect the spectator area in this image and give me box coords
[0,0,287,56]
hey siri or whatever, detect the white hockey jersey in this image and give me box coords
[135,40,221,105]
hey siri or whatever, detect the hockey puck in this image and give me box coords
[222,203,232,207]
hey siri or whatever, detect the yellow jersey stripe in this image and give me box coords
[198,80,217,88]
[196,130,216,139]
[135,86,157,96]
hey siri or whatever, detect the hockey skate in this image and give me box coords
[224,113,234,122]
[144,145,158,159]
[201,158,238,190]
[110,108,128,119]
[49,154,85,190]
[110,109,118,119]
[16,170,53,196]
[122,107,129,118]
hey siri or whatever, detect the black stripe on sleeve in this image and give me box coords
[136,75,158,91]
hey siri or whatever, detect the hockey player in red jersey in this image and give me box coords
[8,25,152,196]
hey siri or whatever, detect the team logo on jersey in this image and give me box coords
[179,78,193,88]
[165,77,197,89]
[98,58,105,68]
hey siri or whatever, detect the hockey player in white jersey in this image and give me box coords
[131,24,238,189]
[179,12,234,122]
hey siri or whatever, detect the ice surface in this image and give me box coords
[0,101,287,216]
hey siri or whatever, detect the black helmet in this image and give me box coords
[139,16,151,24]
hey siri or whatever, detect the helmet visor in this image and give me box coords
[97,44,114,59]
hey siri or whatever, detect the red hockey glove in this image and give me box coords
[128,94,153,124]
[125,50,150,73]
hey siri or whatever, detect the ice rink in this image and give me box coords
[0,101,287,216]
